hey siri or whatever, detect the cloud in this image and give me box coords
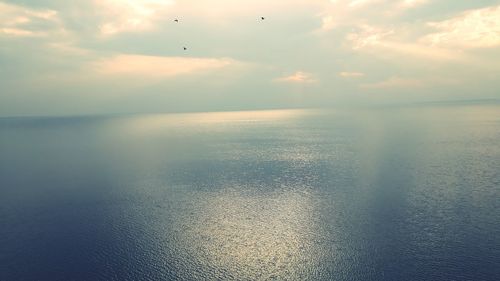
[339,71,365,78]
[341,4,500,63]
[0,1,62,37]
[347,0,428,9]
[347,24,395,49]
[346,24,467,61]
[95,0,174,36]
[361,76,459,89]
[319,15,336,32]
[90,54,238,78]
[93,0,322,33]
[361,76,423,89]
[318,0,429,33]
[348,0,382,9]
[422,5,500,48]
[400,0,428,9]
[275,71,318,83]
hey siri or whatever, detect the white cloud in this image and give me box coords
[90,54,237,77]
[94,0,322,33]
[0,2,61,37]
[340,4,500,64]
[422,5,500,48]
[0,27,37,37]
[275,71,318,83]
[400,0,428,9]
[361,76,459,89]
[319,16,336,32]
[339,71,365,78]
[347,24,395,49]
[348,0,382,9]
[346,24,467,61]
[361,76,423,89]
[318,0,429,32]
[95,0,174,36]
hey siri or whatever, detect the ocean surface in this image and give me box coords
[1,105,500,281]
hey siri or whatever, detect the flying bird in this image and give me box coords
[183,47,187,50]
[174,19,179,22]
[261,17,265,20]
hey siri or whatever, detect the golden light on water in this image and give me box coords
[178,187,322,280]
[122,109,307,135]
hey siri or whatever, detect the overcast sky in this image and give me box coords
[1,0,499,116]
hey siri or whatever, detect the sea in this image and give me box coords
[1,105,499,280]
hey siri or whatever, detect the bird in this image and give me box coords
[174,19,179,22]
[183,47,187,50]
[261,17,265,20]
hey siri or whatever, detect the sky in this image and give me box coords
[1,0,499,116]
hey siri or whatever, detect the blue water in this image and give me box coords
[1,106,500,281]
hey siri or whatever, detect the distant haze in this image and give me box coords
[1,0,500,116]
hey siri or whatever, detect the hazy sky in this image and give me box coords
[1,0,499,116]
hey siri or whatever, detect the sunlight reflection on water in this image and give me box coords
[176,187,321,280]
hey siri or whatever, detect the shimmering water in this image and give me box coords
[1,106,500,281]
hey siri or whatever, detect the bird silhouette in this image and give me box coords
[174,19,179,22]
[183,47,187,50]
[261,17,265,20]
